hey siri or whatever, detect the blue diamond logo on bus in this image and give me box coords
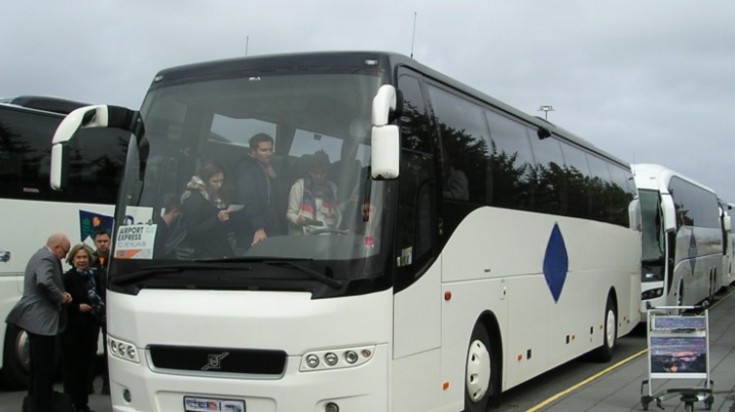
[543,223,569,303]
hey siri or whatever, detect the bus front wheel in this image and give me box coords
[464,322,499,411]
[591,296,617,362]
[2,324,30,388]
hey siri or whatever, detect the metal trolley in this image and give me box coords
[640,305,714,411]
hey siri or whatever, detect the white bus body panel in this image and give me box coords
[108,288,393,412]
[440,207,640,393]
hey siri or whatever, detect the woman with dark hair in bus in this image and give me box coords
[61,243,104,412]
[181,161,233,258]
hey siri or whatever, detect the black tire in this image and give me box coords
[591,296,617,362]
[2,324,31,388]
[464,322,499,412]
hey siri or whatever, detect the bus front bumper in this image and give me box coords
[108,343,390,412]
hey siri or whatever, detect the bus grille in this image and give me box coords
[148,345,287,376]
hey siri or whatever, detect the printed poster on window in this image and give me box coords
[115,224,157,259]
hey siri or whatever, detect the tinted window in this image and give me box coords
[485,110,534,210]
[0,105,127,203]
[395,73,437,291]
[427,85,490,204]
[560,142,591,219]
[530,135,566,215]
[608,164,635,226]
[587,154,612,222]
[669,177,720,228]
[398,75,433,154]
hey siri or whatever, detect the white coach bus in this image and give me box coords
[719,200,735,289]
[50,52,641,411]
[634,163,723,314]
[0,96,126,387]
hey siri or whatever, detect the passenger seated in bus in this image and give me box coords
[232,133,287,247]
[180,161,233,258]
[286,150,342,234]
[443,150,469,200]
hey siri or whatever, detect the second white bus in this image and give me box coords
[634,163,723,314]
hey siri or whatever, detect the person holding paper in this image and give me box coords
[181,161,233,258]
[233,133,287,247]
[286,150,342,235]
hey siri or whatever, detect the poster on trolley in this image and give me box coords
[648,315,708,379]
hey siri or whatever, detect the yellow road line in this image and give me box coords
[525,349,648,412]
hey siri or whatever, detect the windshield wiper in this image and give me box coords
[212,257,343,289]
[114,263,253,286]
[262,260,343,289]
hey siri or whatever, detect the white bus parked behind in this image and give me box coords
[0,96,127,387]
[633,163,723,315]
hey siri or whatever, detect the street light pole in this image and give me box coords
[538,105,554,120]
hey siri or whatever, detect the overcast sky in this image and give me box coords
[3,1,735,201]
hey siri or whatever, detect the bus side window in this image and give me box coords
[485,110,535,211]
[395,73,437,292]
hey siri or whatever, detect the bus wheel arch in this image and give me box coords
[591,291,617,362]
[2,324,30,388]
[464,312,502,411]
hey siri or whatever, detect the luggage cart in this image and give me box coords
[640,305,713,411]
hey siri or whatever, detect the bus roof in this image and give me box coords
[150,51,630,168]
[632,163,716,194]
[4,95,90,115]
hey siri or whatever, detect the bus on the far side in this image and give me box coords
[634,163,723,315]
[0,96,127,387]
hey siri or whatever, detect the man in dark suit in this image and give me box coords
[6,233,72,412]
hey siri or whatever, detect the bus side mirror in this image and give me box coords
[51,105,140,190]
[628,198,641,231]
[724,214,732,231]
[371,85,400,180]
[51,105,109,190]
[661,194,677,232]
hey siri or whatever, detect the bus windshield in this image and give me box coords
[110,68,394,298]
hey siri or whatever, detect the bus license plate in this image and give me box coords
[184,396,245,412]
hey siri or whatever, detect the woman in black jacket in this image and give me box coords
[61,243,104,412]
[181,161,233,258]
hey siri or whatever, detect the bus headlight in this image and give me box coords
[641,288,664,300]
[108,335,140,363]
[300,345,375,372]
[305,354,320,368]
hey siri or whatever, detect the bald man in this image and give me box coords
[6,233,73,412]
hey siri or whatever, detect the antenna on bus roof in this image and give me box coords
[245,35,249,56]
[410,12,417,59]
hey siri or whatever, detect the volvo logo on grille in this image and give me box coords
[202,352,230,371]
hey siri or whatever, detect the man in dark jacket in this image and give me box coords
[90,228,111,394]
[233,133,287,248]
[6,233,72,412]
